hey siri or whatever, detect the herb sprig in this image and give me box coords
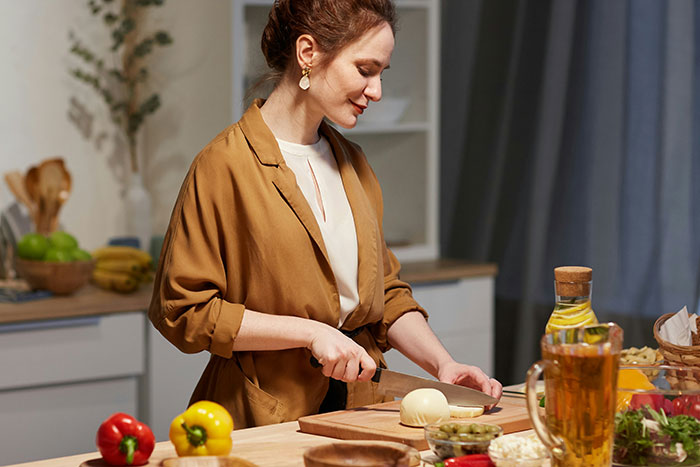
[614,405,700,466]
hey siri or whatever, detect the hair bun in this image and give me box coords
[261,0,293,72]
[259,0,396,75]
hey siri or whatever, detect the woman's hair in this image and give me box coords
[261,0,397,75]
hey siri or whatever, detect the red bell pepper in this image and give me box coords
[435,453,495,467]
[96,413,155,466]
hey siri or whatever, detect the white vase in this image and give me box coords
[125,172,152,251]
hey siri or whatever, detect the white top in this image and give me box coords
[276,136,359,327]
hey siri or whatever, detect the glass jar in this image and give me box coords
[545,266,598,333]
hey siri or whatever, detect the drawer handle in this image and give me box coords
[0,317,102,334]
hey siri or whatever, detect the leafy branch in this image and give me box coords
[69,0,173,173]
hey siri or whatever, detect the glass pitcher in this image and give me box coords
[526,323,623,466]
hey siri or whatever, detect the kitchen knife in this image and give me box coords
[309,357,497,406]
[371,367,498,406]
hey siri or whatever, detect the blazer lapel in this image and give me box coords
[321,123,380,329]
[270,168,331,266]
[239,101,331,267]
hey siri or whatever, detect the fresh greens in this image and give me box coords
[614,405,700,466]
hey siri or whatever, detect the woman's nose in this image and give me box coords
[364,77,382,102]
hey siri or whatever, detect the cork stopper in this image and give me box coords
[554,266,592,297]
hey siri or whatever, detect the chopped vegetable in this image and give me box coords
[435,453,495,466]
[614,404,700,466]
[488,432,548,460]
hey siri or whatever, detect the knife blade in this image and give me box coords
[371,367,498,406]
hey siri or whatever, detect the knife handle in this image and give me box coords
[309,356,382,383]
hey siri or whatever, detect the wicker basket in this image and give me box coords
[654,312,700,390]
[16,258,95,295]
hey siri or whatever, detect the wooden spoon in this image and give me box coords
[36,158,72,234]
[25,166,43,232]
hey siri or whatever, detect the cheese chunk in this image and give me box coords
[449,404,484,418]
[399,388,450,427]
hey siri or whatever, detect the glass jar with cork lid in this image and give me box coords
[545,266,599,333]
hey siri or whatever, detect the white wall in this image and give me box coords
[0,0,232,250]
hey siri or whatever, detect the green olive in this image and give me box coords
[457,433,474,441]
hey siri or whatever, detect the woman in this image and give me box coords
[149,0,502,429]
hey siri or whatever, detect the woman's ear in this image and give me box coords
[295,33,318,70]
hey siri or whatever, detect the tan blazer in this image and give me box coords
[149,100,426,428]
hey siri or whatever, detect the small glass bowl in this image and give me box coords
[487,432,550,466]
[614,365,700,467]
[424,421,503,459]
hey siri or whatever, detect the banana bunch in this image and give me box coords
[91,246,153,293]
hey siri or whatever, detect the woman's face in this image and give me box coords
[309,22,394,129]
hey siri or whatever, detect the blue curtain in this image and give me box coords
[441,0,700,382]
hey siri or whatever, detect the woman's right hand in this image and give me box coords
[307,322,377,383]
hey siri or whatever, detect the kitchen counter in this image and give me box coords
[9,393,528,467]
[8,420,329,467]
[0,259,496,325]
[0,283,152,324]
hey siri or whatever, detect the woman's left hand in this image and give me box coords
[437,360,502,410]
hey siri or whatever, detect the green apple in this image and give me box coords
[71,248,92,261]
[48,231,79,251]
[16,233,49,260]
[43,247,73,262]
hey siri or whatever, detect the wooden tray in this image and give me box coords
[298,395,532,450]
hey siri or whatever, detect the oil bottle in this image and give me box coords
[545,266,598,333]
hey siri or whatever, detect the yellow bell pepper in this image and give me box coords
[169,401,234,456]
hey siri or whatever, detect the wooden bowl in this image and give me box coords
[16,258,95,295]
[303,441,420,467]
[161,456,258,467]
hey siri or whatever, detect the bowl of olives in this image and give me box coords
[424,421,503,459]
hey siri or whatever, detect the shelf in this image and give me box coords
[338,121,430,135]
[238,0,432,7]
[395,0,432,7]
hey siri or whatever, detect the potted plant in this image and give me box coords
[68,0,173,250]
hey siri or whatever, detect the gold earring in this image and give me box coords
[299,66,311,90]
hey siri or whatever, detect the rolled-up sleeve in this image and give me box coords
[148,148,244,358]
[370,244,428,352]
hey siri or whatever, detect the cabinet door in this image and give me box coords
[0,313,144,390]
[146,326,210,441]
[0,377,138,465]
[383,276,495,376]
[0,313,145,464]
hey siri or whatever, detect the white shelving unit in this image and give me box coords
[231,0,440,262]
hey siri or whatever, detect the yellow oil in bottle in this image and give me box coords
[545,266,598,333]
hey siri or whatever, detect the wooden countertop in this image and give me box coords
[10,392,528,467]
[400,259,498,284]
[0,284,153,324]
[0,260,495,325]
[10,421,330,467]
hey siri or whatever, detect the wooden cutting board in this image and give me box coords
[298,394,532,450]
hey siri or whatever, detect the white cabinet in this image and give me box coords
[231,0,441,262]
[384,276,495,378]
[0,313,145,465]
[145,326,210,441]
